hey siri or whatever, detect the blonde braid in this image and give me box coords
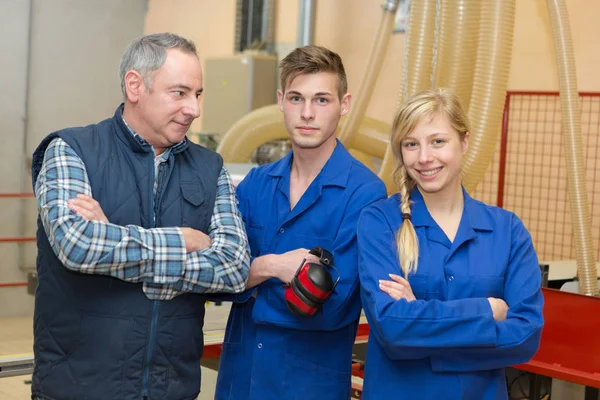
[395,165,419,278]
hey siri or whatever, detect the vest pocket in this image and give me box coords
[36,315,132,397]
[181,182,210,231]
[164,315,203,399]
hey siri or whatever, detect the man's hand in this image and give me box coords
[180,227,212,253]
[272,248,319,285]
[379,274,416,302]
[487,297,509,321]
[67,194,108,222]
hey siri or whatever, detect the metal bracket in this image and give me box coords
[0,354,34,378]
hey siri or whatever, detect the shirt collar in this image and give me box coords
[117,104,188,156]
[410,186,494,231]
[267,139,353,188]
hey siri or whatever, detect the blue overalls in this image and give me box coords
[357,188,544,399]
[216,142,387,400]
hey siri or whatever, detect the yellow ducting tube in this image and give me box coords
[216,104,286,163]
[351,117,391,159]
[400,0,438,103]
[546,0,598,295]
[433,0,480,110]
[378,0,438,193]
[462,0,516,194]
[216,103,391,164]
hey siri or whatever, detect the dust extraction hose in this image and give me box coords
[462,0,516,194]
[216,104,390,163]
[433,0,480,111]
[546,0,598,295]
[378,0,438,193]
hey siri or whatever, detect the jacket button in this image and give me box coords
[258,343,263,349]
[448,275,454,281]
[279,228,284,233]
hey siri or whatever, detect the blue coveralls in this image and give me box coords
[357,188,544,400]
[216,141,387,400]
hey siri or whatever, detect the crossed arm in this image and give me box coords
[35,138,250,300]
[358,207,544,369]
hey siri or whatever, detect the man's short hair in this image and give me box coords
[279,45,348,100]
[119,32,197,98]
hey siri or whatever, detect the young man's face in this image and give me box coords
[277,72,351,150]
[126,48,203,153]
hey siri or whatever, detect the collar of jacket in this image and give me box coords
[111,103,189,156]
[410,186,494,232]
[267,139,353,188]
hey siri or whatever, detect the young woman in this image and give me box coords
[357,88,544,399]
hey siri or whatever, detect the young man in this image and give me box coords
[215,45,387,400]
[30,33,249,400]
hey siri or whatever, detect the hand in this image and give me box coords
[272,248,319,285]
[487,297,509,322]
[180,227,212,253]
[379,274,416,302]
[67,194,108,222]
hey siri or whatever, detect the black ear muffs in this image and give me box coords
[284,246,340,316]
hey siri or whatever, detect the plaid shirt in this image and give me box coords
[35,135,250,300]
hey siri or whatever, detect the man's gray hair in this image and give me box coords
[119,33,198,98]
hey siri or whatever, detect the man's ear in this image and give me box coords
[340,93,352,116]
[277,89,284,112]
[123,70,145,103]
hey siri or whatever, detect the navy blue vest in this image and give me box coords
[30,106,223,400]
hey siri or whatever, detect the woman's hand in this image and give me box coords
[487,297,509,321]
[379,274,416,302]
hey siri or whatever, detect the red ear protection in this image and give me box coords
[284,246,340,317]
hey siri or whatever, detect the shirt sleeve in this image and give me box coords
[206,168,257,303]
[161,167,251,295]
[35,137,187,285]
[428,214,544,372]
[358,205,499,360]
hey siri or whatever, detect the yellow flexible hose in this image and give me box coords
[216,104,390,163]
[462,0,516,194]
[546,0,598,295]
[216,104,286,162]
[379,0,438,193]
[400,0,438,102]
[433,0,480,110]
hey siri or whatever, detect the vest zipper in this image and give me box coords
[141,301,160,397]
[141,154,162,397]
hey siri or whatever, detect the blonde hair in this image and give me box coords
[391,88,470,277]
[279,45,348,100]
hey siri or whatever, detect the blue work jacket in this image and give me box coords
[357,188,544,400]
[216,141,387,400]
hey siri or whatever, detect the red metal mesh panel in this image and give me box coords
[473,92,600,262]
